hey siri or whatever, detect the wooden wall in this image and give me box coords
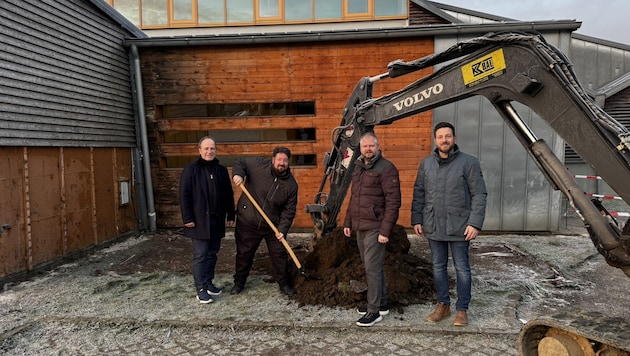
[0,147,138,278]
[0,0,138,148]
[140,37,436,230]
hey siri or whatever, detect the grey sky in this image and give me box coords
[435,0,629,45]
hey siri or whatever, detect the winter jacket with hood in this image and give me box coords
[179,157,235,240]
[411,145,487,241]
[344,151,401,237]
[232,157,298,236]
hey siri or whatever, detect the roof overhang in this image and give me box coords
[124,20,580,48]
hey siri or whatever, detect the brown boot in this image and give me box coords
[426,302,451,323]
[453,310,468,326]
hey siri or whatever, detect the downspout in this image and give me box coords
[130,44,157,231]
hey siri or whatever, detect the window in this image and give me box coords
[375,0,406,16]
[162,129,317,168]
[111,0,140,24]
[162,102,315,118]
[314,0,341,20]
[142,0,168,27]
[105,0,406,28]
[257,0,280,18]
[164,128,316,143]
[285,0,311,21]
[346,0,367,14]
[198,0,224,24]
[158,102,317,168]
[172,0,195,23]
[227,0,254,23]
[166,153,316,168]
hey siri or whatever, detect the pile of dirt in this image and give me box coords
[291,225,435,311]
[107,225,436,312]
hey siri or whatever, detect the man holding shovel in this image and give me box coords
[231,146,299,296]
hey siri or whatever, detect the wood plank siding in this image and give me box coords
[141,37,436,230]
[0,0,139,279]
[0,0,136,147]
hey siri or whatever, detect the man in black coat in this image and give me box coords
[179,136,235,304]
[230,146,299,296]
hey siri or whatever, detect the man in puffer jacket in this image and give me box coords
[230,146,298,296]
[344,132,401,327]
[412,121,487,327]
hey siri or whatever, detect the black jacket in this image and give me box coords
[232,157,298,236]
[179,157,235,240]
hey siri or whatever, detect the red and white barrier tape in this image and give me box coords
[609,212,630,217]
[572,174,602,180]
[584,193,623,200]
[567,210,630,217]
[566,172,629,216]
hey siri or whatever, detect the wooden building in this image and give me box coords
[0,0,145,279]
[123,1,620,232]
[3,0,630,280]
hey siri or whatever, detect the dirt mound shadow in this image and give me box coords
[291,225,435,311]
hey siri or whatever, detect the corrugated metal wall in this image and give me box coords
[570,37,630,90]
[432,31,574,232]
[0,0,136,147]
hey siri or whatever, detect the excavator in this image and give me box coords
[305,31,630,355]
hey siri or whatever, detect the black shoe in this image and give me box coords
[207,284,222,296]
[357,305,389,316]
[196,289,213,304]
[230,284,244,295]
[356,312,383,327]
[279,284,296,296]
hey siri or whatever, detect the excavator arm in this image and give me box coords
[305,31,630,355]
[306,31,630,272]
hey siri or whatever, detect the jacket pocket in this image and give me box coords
[446,207,470,236]
[422,207,435,234]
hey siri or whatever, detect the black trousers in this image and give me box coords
[233,221,290,287]
[191,236,221,290]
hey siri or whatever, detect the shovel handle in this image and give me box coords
[238,184,303,270]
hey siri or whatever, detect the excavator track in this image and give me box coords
[518,311,630,355]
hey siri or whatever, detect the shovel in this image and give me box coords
[237,183,308,277]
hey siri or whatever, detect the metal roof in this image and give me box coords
[124,20,580,47]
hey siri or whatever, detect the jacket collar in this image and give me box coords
[357,150,382,169]
[433,144,460,164]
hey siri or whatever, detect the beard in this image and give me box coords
[273,165,287,175]
[438,143,453,155]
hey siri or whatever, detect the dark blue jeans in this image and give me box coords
[428,239,471,311]
[192,237,221,290]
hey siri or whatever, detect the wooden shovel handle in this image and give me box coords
[238,184,302,270]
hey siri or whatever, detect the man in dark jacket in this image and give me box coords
[412,122,487,326]
[179,136,235,304]
[230,146,298,296]
[344,132,401,327]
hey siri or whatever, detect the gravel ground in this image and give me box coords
[1,217,629,355]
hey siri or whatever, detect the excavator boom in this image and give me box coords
[305,31,630,354]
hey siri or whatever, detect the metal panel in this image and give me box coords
[433,32,571,232]
[571,38,630,89]
[0,0,136,147]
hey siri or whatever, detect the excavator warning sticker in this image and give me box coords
[461,49,507,88]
